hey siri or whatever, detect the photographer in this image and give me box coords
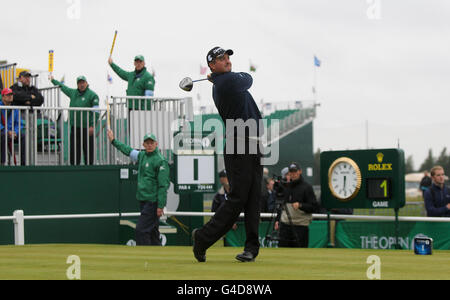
[275,162,319,248]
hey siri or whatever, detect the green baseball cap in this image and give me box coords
[76,75,87,83]
[134,55,145,62]
[143,133,157,142]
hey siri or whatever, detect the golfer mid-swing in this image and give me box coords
[192,47,263,262]
[107,129,170,246]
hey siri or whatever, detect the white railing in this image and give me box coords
[2,210,449,246]
[39,86,61,108]
[0,96,194,166]
[0,105,110,166]
[109,96,193,164]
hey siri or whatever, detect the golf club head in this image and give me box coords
[179,77,194,92]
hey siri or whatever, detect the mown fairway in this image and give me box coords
[0,244,448,280]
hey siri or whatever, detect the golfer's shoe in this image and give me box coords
[192,229,206,263]
[235,251,256,262]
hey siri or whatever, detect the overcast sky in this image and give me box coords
[2,0,450,170]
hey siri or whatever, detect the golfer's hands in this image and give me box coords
[107,129,114,142]
[49,75,54,81]
[108,57,113,65]
[274,221,279,231]
[157,208,164,218]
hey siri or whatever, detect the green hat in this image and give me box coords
[134,55,145,62]
[143,133,157,142]
[76,75,87,83]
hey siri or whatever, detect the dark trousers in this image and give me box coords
[196,154,263,256]
[0,131,26,166]
[279,223,309,248]
[136,201,161,246]
[70,126,93,165]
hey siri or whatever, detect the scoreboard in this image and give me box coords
[173,131,217,194]
[320,149,405,209]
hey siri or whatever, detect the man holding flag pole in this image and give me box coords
[50,75,100,165]
[108,29,155,111]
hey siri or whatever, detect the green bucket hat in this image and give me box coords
[143,133,157,142]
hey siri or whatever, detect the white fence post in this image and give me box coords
[13,210,25,246]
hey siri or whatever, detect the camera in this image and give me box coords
[272,175,288,204]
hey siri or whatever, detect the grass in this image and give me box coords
[0,244,449,280]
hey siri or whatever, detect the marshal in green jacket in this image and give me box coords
[109,63,155,109]
[51,79,99,128]
[111,139,170,208]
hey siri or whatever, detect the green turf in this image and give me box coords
[0,244,448,280]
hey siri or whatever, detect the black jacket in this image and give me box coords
[10,82,44,107]
[424,183,450,217]
[284,176,319,214]
[210,72,262,139]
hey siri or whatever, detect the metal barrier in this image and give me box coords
[0,96,193,166]
[109,96,193,164]
[30,74,39,89]
[0,63,17,88]
[39,86,61,108]
[0,105,107,166]
[2,209,449,246]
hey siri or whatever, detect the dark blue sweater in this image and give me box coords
[423,183,450,217]
[210,72,262,138]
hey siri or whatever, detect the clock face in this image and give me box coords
[328,157,362,201]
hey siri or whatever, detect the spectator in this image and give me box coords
[423,166,450,217]
[10,71,44,107]
[281,167,291,182]
[51,75,99,165]
[419,171,432,197]
[212,170,237,231]
[261,176,276,213]
[0,88,26,165]
[107,129,170,245]
[275,162,319,248]
[108,55,155,109]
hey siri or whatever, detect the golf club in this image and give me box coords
[179,77,209,92]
